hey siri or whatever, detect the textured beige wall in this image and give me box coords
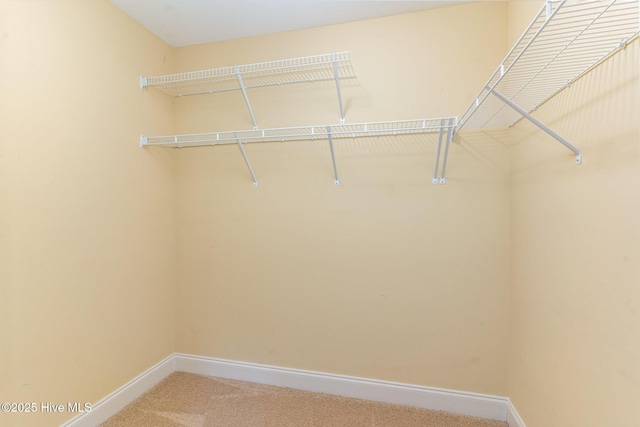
[0,1,176,426]
[508,31,640,427]
[11,2,636,426]
[173,2,511,395]
[508,1,544,46]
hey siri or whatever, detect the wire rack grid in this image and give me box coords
[141,118,458,148]
[458,0,639,131]
[141,52,356,97]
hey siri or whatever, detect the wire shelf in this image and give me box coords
[458,0,639,131]
[141,118,457,148]
[142,117,458,186]
[141,52,356,96]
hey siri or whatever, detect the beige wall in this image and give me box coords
[173,2,511,395]
[508,28,640,427]
[508,1,544,46]
[6,2,636,426]
[0,1,176,426]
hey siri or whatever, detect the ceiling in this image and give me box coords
[108,0,470,48]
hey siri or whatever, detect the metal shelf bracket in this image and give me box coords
[332,53,346,124]
[326,126,340,185]
[488,87,582,164]
[431,117,456,184]
[234,132,258,187]
[439,117,456,184]
[235,67,258,130]
[432,118,446,184]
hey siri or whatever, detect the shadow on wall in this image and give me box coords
[453,128,510,183]
[173,132,451,189]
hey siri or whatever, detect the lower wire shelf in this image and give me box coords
[141,118,458,186]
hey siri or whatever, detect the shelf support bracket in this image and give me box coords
[234,132,258,187]
[235,67,258,130]
[332,53,346,124]
[439,117,456,184]
[326,126,340,185]
[432,118,446,184]
[488,87,582,165]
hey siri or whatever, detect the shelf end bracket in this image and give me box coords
[140,135,148,148]
[140,76,148,89]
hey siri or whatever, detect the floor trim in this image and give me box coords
[61,352,519,425]
[506,398,527,427]
[60,354,175,427]
[174,353,508,421]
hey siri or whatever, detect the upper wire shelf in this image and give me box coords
[458,0,639,131]
[140,52,356,96]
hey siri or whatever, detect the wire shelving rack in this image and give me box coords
[457,0,639,165]
[141,118,458,186]
[140,52,356,128]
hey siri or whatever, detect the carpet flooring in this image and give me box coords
[100,372,508,427]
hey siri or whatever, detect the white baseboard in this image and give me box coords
[61,352,515,426]
[506,398,527,427]
[174,353,508,421]
[60,354,175,427]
